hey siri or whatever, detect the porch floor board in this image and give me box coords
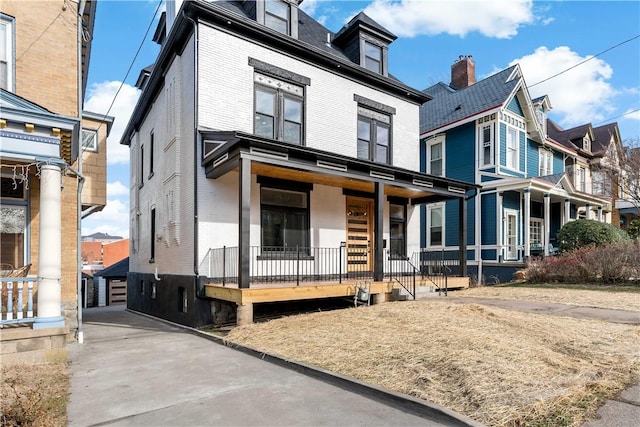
[204,280,395,304]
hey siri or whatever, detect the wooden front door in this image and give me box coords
[346,197,373,273]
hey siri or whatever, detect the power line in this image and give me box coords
[529,34,640,88]
[90,0,163,137]
[593,108,640,126]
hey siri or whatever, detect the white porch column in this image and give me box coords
[523,189,531,259]
[34,164,65,329]
[564,198,571,224]
[585,203,591,220]
[543,193,550,256]
[497,192,503,262]
[597,207,603,222]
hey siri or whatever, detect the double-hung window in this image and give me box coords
[1,176,27,268]
[577,166,586,192]
[538,149,553,176]
[254,74,304,145]
[481,124,493,165]
[363,41,382,74]
[265,0,291,35]
[357,107,391,164]
[506,127,519,170]
[427,204,444,247]
[0,15,14,91]
[389,204,406,258]
[261,185,310,253]
[81,129,98,152]
[427,137,444,176]
[592,171,609,196]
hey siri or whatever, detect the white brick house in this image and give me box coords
[122,0,476,326]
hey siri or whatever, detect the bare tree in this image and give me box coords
[618,137,640,210]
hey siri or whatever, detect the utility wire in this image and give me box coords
[91,0,163,137]
[593,108,640,126]
[529,34,640,88]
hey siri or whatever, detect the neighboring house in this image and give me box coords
[420,56,611,282]
[123,0,477,327]
[81,238,129,268]
[93,257,129,306]
[0,1,110,343]
[82,231,124,244]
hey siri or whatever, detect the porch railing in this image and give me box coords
[413,249,462,296]
[1,277,37,325]
[200,246,373,286]
[387,256,418,299]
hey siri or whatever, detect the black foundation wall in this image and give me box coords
[127,272,213,327]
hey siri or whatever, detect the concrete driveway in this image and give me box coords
[67,306,474,426]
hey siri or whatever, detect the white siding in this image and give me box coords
[197,24,420,171]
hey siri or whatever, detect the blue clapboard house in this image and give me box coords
[419,56,611,282]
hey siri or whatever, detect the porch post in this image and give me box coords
[458,196,467,276]
[585,203,591,220]
[543,193,550,256]
[238,157,251,289]
[34,164,64,329]
[523,189,531,259]
[497,192,503,262]
[597,206,603,222]
[373,182,384,281]
[564,198,571,224]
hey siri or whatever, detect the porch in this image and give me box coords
[201,246,469,324]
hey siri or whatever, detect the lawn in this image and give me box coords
[0,362,68,427]
[226,288,640,426]
[451,284,640,311]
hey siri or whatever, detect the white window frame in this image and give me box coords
[504,209,518,260]
[1,174,28,268]
[529,218,543,245]
[506,126,519,170]
[426,136,445,176]
[577,166,586,192]
[427,203,445,247]
[81,128,98,152]
[539,149,553,176]
[0,14,15,92]
[583,135,591,152]
[480,124,494,166]
[265,0,291,35]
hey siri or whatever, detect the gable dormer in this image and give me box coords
[332,12,397,76]
[253,0,301,38]
[532,95,551,137]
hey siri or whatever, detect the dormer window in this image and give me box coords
[364,41,382,74]
[583,135,591,152]
[265,0,290,35]
[257,0,298,38]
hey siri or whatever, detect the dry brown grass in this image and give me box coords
[453,286,640,311]
[0,362,68,427]
[226,301,640,426]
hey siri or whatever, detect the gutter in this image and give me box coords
[182,11,200,291]
[76,0,87,344]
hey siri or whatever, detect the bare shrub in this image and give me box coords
[526,241,640,284]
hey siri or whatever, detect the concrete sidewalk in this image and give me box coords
[67,306,476,427]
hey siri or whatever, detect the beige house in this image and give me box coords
[0,0,112,358]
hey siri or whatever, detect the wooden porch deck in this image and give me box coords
[204,280,396,305]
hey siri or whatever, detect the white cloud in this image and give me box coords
[84,81,140,165]
[512,46,616,127]
[107,180,129,197]
[300,0,320,15]
[361,0,534,38]
[82,199,130,239]
[624,108,640,122]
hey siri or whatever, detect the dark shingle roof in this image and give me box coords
[334,12,397,42]
[420,65,520,134]
[536,173,564,185]
[592,123,617,155]
[547,120,592,151]
[94,257,129,278]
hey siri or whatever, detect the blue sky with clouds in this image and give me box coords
[81,0,640,238]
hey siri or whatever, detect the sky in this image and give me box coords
[81,0,640,238]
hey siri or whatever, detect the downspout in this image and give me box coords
[182,11,200,293]
[76,0,87,344]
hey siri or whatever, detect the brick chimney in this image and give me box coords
[450,55,476,89]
